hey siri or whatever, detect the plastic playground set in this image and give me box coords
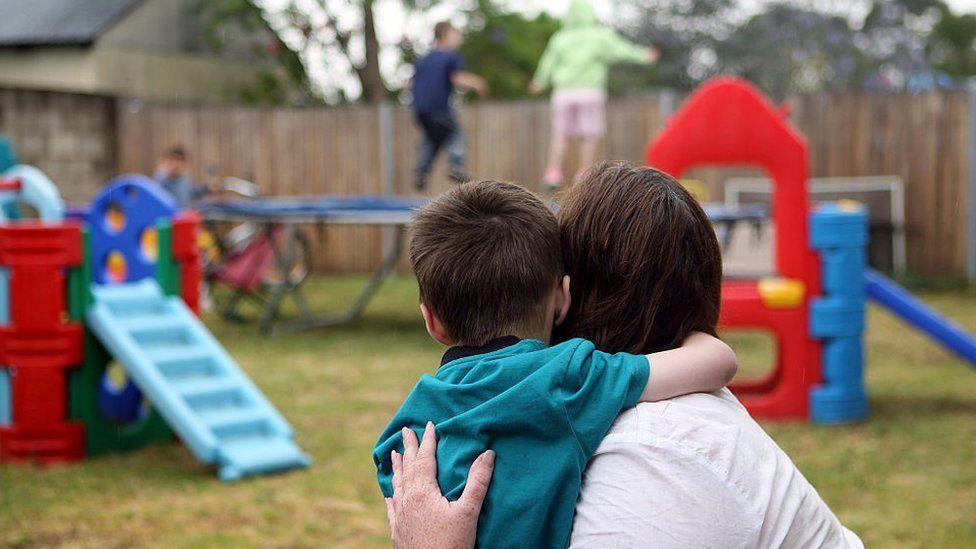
[648,78,976,423]
[0,77,975,483]
[0,147,309,480]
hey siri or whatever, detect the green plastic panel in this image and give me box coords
[68,228,172,455]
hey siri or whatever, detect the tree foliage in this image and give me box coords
[612,0,975,95]
[245,0,976,104]
[928,5,976,77]
[458,1,560,99]
[194,0,316,104]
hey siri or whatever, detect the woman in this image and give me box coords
[388,163,862,548]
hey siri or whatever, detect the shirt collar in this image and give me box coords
[440,335,523,367]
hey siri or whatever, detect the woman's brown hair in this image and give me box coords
[554,161,722,354]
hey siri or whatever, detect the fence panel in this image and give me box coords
[116,91,972,277]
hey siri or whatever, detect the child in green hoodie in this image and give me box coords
[530,0,658,189]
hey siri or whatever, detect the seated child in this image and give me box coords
[373,181,737,548]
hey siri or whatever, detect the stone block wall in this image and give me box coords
[0,89,116,203]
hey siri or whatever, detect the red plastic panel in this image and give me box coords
[0,223,85,462]
[173,212,202,314]
[721,281,820,419]
[645,79,822,420]
[0,423,84,463]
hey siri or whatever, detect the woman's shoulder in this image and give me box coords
[596,389,782,484]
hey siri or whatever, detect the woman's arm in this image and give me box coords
[639,332,737,402]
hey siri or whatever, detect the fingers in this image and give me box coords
[413,422,439,489]
[401,426,419,470]
[385,497,396,530]
[391,450,404,496]
[458,449,495,513]
[417,422,436,459]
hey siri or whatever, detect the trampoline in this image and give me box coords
[198,195,765,334]
[703,202,768,249]
[197,195,426,334]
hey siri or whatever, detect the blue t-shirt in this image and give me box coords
[154,172,198,208]
[412,49,464,113]
[373,337,649,548]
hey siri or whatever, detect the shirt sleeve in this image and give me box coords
[449,53,465,75]
[562,345,649,456]
[601,31,649,64]
[531,37,559,87]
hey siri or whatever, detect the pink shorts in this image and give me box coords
[551,89,606,138]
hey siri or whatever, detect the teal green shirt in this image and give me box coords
[373,337,649,548]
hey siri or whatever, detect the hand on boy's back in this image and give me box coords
[386,423,495,549]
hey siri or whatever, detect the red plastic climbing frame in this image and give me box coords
[173,211,202,315]
[646,77,821,419]
[0,222,85,462]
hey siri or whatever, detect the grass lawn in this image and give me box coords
[2,276,975,548]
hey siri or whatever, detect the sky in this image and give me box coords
[262,0,976,101]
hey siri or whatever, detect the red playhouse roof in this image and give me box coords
[646,77,814,282]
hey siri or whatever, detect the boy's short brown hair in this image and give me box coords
[434,21,455,41]
[554,162,722,354]
[410,181,562,346]
[164,146,186,161]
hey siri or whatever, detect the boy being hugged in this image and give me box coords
[373,181,737,547]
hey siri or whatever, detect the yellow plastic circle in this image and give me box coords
[141,226,159,263]
[757,277,805,309]
[106,203,126,233]
[836,199,864,213]
[106,250,128,283]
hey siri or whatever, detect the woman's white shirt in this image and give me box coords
[570,389,864,548]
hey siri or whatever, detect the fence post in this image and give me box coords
[379,101,396,260]
[659,89,679,121]
[968,90,976,283]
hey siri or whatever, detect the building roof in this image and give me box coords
[0,0,147,47]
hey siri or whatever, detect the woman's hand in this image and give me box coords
[386,423,495,549]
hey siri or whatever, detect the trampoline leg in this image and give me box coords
[274,226,405,334]
[221,288,249,322]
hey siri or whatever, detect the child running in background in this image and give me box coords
[373,179,737,547]
[530,0,659,189]
[153,146,210,208]
[410,21,488,192]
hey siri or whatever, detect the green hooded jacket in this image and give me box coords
[531,0,650,92]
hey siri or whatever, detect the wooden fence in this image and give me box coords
[116,91,974,278]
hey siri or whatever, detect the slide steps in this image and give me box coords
[87,279,310,480]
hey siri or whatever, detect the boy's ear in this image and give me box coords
[554,275,571,326]
[420,303,454,346]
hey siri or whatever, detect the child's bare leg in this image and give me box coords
[576,136,598,182]
[545,135,567,187]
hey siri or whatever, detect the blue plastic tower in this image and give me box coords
[809,203,870,423]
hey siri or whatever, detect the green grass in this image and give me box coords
[2,276,975,547]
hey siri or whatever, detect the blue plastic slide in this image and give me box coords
[86,279,311,480]
[865,268,976,368]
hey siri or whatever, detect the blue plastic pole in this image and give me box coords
[864,268,976,367]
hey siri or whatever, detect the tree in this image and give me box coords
[927,4,976,78]
[616,0,965,94]
[716,4,865,97]
[458,1,560,99]
[269,0,473,104]
[857,0,940,89]
[194,0,317,104]
[612,0,738,93]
